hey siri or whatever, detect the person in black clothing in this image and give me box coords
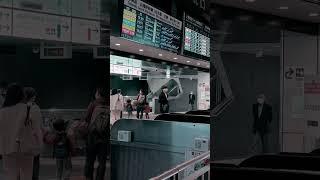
[252,94,272,154]
[189,91,196,110]
[136,89,146,119]
[159,86,169,113]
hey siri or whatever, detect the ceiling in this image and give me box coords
[110,36,210,70]
[213,0,320,23]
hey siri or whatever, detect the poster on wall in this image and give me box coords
[198,82,210,110]
[304,75,320,152]
[283,66,305,152]
[0,7,12,36]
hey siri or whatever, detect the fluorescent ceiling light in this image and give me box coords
[309,13,319,17]
[279,6,289,10]
[115,43,120,46]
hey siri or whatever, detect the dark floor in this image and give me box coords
[0,157,110,180]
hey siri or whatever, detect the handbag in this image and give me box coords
[16,105,40,155]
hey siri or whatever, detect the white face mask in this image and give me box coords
[257,98,264,104]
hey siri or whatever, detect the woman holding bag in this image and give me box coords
[0,83,43,180]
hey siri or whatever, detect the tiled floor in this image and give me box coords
[0,157,110,180]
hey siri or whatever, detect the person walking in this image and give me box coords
[84,88,109,180]
[0,83,42,180]
[159,86,169,113]
[136,89,146,119]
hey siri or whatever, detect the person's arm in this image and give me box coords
[252,105,257,134]
[32,105,43,148]
[84,102,95,123]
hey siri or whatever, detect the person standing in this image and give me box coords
[84,88,109,180]
[159,86,169,113]
[110,89,124,124]
[0,81,8,108]
[188,91,196,111]
[136,89,146,119]
[0,83,42,180]
[23,87,41,180]
[252,94,272,154]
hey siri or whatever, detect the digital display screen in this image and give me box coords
[184,14,210,58]
[121,0,182,53]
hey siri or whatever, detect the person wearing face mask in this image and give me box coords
[252,94,272,154]
[0,81,8,108]
[159,86,169,113]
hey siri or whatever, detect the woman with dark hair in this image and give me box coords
[84,87,109,180]
[0,83,43,180]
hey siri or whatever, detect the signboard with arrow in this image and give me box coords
[72,18,101,45]
[285,66,304,80]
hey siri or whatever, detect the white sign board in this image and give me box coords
[72,0,101,20]
[304,75,320,152]
[13,10,71,41]
[0,0,12,7]
[13,0,71,16]
[0,7,12,36]
[72,18,100,45]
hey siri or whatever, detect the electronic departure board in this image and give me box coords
[121,0,182,53]
[184,14,210,58]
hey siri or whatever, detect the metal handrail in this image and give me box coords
[184,165,210,180]
[149,151,210,180]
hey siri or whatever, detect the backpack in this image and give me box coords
[88,106,109,142]
[53,132,69,159]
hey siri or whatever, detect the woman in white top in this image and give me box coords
[0,83,42,180]
[110,89,124,125]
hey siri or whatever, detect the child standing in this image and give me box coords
[126,99,133,119]
[52,119,74,180]
[144,102,151,119]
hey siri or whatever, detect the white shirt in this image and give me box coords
[0,103,43,155]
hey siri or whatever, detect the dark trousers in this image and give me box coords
[85,140,109,180]
[56,157,72,180]
[136,105,144,119]
[32,155,40,180]
[252,132,268,154]
[160,104,169,113]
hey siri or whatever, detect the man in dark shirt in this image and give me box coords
[252,94,272,154]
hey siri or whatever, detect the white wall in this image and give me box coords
[281,30,318,152]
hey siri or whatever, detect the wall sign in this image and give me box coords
[13,10,71,41]
[72,18,100,45]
